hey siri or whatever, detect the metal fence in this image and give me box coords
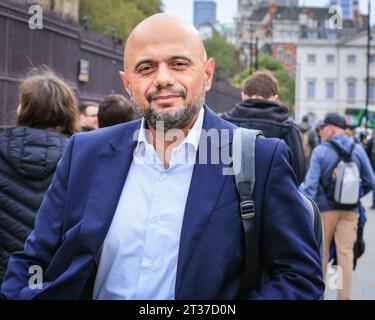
[0,1,240,127]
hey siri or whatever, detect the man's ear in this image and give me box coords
[119,71,131,95]
[203,58,215,91]
[241,92,249,101]
[270,94,279,102]
[79,113,86,126]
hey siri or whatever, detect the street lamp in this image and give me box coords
[82,15,89,31]
[255,36,259,71]
[240,42,250,70]
[249,23,255,74]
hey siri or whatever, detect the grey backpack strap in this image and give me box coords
[232,128,263,298]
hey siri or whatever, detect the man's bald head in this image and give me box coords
[124,13,207,70]
[119,13,215,131]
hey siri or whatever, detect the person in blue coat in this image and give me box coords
[300,112,375,300]
[0,13,324,300]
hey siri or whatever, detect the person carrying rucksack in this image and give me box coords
[365,129,375,208]
[300,112,375,300]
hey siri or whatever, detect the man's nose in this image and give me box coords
[153,64,175,88]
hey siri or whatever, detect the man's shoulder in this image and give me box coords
[256,135,280,149]
[253,136,292,186]
[255,135,284,165]
[312,142,326,152]
[311,142,331,160]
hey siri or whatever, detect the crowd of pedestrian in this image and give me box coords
[223,70,375,300]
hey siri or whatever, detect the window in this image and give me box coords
[347,55,356,64]
[326,54,335,64]
[307,81,316,99]
[307,31,318,39]
[307,54,316,64]
[277,48,283,61]
[369,83,375,103]
[370,55,375,64]
[326,81,334,99]
[343,7,352,19]
[327,31,338,40]
[347,82,356,102]
[285,50,292,65]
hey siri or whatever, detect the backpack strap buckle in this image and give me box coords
[240,200,255,219]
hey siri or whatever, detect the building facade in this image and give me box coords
[234,1,367,78]
[238,0,298,10]
[193,0,217,28]
[295,31,375,122]
[330,0,355,20]
[0,0,240,127]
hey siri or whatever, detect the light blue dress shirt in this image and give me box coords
[93,107,204,300]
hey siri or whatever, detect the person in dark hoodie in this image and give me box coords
[0,67,80,285]
[300,112,375,300]
[222,71,306,184]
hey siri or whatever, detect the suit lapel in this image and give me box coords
[77,125,139,256]
[175,106,233,298]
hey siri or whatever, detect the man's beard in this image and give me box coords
[131,82,205,130]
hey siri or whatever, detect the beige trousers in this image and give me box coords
[321,210,358,300]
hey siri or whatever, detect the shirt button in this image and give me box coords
[161,173,168,180]
[146,262,154,270]
[151,217,160,224]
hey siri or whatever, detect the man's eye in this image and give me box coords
[138,65,154,74]
[172,62,188,69]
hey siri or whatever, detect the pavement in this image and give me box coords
[325,194,375,300]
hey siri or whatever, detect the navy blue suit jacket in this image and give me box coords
[1,106,324,299]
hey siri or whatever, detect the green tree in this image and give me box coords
[230,53,295,114]
[79,0,162,40]
[204,33,240,82]
[135,0,164,16]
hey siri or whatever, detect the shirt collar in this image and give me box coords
[135,107,205,153]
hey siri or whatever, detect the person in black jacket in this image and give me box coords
[0,67,80,285]
[222,71,306,184]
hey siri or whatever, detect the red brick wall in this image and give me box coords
[272,43,296,78]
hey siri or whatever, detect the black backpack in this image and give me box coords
[232,128,324,298]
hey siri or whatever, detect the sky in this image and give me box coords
[162,0,373,25]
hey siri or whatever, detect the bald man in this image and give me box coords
[1,14,324,300]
